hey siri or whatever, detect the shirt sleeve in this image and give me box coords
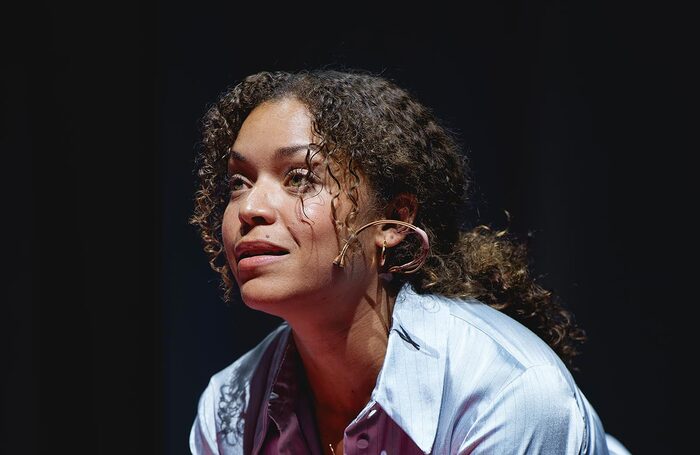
[189,378,220,455]
[456,364,590,454]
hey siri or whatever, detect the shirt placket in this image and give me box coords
[342,401,382,455]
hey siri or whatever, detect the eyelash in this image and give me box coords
[227,167,319,196]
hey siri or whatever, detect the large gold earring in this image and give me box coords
[333,219,429,274]
[380,239,387,267]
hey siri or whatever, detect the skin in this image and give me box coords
[221,97,416,455]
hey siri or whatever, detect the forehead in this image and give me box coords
[231,98,314,160]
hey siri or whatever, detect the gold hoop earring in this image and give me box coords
[333,219,430,274]
[380,239,387,266]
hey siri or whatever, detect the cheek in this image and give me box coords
[291,195,341,255]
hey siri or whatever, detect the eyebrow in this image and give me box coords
[229,144,317,163]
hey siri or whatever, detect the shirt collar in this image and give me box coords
[266,333,303,428]
[253,282,450,455]
[372,281,450,454]
[251,324,293,455]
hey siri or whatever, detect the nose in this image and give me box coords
[237,179,277,230]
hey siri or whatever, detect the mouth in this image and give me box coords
[236,250,290,271]
[238,250,289,261]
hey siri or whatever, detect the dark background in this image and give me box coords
[3,1,689,454]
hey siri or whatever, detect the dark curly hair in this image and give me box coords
[189,69,586,368]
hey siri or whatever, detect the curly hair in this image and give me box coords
[189,69,587,368]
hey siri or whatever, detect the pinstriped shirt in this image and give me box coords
[190,283,631,454]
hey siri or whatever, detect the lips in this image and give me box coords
[234,240,290,262]
[238,250,288,260]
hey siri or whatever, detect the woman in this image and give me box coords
[188,70,630,454]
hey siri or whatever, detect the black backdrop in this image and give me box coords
[3,1,689,454]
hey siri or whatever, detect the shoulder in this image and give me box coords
[189,322,290,454]
[417,293,608,453]
[437,291,582,395]
[399,288,579,403]
[431,291,571,372]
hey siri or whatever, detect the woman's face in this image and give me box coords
[222,97,377,316]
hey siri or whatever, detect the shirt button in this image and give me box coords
[356,434,370,449]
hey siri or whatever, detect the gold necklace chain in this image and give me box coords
[328,443,336,455]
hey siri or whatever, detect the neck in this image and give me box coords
[288,279,397,421]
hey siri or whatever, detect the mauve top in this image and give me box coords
[190,282,632,455]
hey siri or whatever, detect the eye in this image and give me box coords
[285,168,317,192]
[227,174,249,195]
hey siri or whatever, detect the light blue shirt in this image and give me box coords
[190,282,631,454]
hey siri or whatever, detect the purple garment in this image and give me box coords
[259,331,424,455]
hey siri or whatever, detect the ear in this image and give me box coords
[374,193,419,249]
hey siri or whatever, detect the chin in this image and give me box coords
[238,281,297,311]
